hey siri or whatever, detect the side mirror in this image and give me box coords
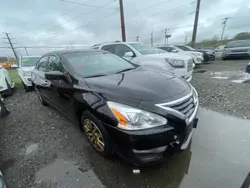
[45,71,66,81]
[124,51,134,58]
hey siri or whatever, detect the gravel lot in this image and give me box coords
[0,59,249,187]
[191,59,250,119]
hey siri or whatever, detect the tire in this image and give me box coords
[22,82,32,92]
[5,79,13,96]
[35,87,48,106]
[81,111,113,157]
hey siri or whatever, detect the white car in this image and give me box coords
[157,44,204,65]
[17,56,40,91]
[94,42,194,82]
[0,65,15,95]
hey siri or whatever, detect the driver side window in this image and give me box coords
[48,55,64,72]
[115,44,134,57]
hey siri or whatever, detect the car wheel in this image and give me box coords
[81,111,113,157]
[22,82,32,92]
[35,87,48,106]
[5,79,13,96]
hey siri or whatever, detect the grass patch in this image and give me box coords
[8,69,22,86]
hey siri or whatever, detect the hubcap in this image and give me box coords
[83,119,105,152]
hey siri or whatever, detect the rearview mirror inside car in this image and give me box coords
[124,52,134,57]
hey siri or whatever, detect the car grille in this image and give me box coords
[168,94,195,119]
[159,93,195,119]
[187,59,193,71]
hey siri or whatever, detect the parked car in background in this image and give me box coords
[222,40,250,60]
[0,65,14,96]
[0,57,12,69]
[0,94,10,117]
[17,56,40,91]
[94,42,194,82]
[214,45,226,59]
[196,48,215,61]
[157,44,204,65]
[31,50,199,166]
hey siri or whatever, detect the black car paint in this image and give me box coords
[197,49,215,61]
[32,50,197,165]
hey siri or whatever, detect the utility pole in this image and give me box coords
[4,33,18,60]
[163,29,171,44]
[24,47,29,56]
[119,0,126,42]
[151,32,154,47]
[220,17,228,43]
[191,0,201,48]
[136,36,139,42]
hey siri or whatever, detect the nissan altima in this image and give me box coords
[31,50,199,166]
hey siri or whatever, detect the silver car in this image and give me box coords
[222,40,250,60]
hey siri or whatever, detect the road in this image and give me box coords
[0,59,250,188]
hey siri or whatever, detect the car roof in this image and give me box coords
[43,49,104,56]
[93,41,140,47]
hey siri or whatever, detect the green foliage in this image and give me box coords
[190,32,250,48]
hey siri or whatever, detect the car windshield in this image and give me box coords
[176,45,195,51]
[129,43,158,55]
[226,40,250,48]
[21,57,40,67]
[64,52,136,77]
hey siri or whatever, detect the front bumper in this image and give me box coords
[193,57,204,64]
[204,54,215,61]
[105,118,198,166]
[21,75,32,86]
[222,52,250,59]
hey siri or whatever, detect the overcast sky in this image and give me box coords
[0,0,250,56]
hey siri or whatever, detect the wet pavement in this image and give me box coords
[30,108,250,188]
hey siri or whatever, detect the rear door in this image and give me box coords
[32,56,50,100]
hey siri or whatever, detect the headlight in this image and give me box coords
[107,101,167,130]
[165,58,185,68]
[191,53,198,56]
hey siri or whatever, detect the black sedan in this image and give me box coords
[31,50,199,166]
[197,48,215,61]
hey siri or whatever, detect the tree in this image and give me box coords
[234,32,250,40]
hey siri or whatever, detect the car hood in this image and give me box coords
[85,66,191,103]
[143,52,192,60]
[20,66,35,72]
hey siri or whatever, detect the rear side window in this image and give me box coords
[36,56,48,72]
[101,45,115,53]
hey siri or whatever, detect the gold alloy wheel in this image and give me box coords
[83,119,105,152]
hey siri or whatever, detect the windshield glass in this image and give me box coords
[21,57,40,67]
[176,45,194,51]
[129,43,158,55]
[64,52,135,77]
[226,40,250,48]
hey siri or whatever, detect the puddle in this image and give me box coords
[25,143,39,155]
[35,159,104,188]
[210,71,250,83]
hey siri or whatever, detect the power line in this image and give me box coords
[47,12,118,41]
[126,1,195,24]
[19,0,117,41]
[60,0,117,10]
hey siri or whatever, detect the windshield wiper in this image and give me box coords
[115,67,136,74]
